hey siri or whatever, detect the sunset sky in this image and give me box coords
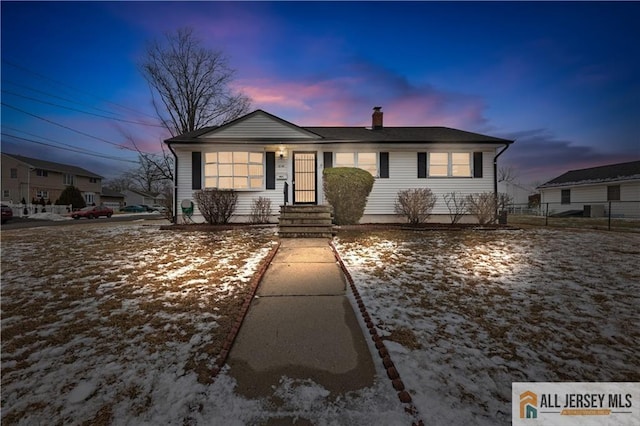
[2,1,638,186]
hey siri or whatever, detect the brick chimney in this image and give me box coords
[372,106,383,130]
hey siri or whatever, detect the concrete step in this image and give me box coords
[279,217,333,225]
[279,212,333,220]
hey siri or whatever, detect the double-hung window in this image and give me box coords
[204,152,264,190]
[63,174,74,185]
[428,153,471,177]
[335,152,378,176]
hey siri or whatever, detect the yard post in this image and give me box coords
[608,201,612,231]
[545,203,549,226]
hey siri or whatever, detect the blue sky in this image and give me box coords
[2,1,639,186]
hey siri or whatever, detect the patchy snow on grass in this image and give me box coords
[334,228,640,425]
[1,223,276,425]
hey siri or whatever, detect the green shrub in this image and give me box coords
[55,185,86,209]
[323,167,374,225]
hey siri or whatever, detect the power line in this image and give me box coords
[2,89,166,128]
[1,132,139,164]
[2,102,142,152]
[2,124,108,155]
[2,58,159,120]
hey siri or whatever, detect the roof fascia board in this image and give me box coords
[539,176,640,189]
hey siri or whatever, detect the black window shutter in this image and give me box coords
[417,152,427,178]
[379,152,389,178]
[192,152,202,189]
[323,152,333,169]
[473,152,483,178]
[266,152,276,190]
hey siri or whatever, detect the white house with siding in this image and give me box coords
[538,160,640,217]
[165,108,514,224]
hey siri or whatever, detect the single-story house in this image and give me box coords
[537,160,640,217]
[122,189,165,208]
[165,108,515,223]
[101,188,126,210]
[1,153,103,205]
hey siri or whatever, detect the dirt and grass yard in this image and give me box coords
[1,222,638,425]
[334,227,640,425]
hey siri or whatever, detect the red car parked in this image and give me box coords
[71,205,113,219]
[1,204,13,224]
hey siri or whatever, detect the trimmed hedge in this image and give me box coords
[323,167,375,225]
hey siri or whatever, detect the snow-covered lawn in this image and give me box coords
[1,223,276,425]
[334,228,640,425]
[3,224,638,425]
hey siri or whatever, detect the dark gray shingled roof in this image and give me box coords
[165,109,513,145]
[4,153,103,178]
[538,160,640,188]
[303,126,511,143]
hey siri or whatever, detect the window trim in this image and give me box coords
[10,168,18,179]
[561,189,571,205]
[36,190,49,200]
[63,174,75,186]
[36,169,49,177]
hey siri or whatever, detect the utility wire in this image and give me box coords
[3,125,105,155]
[2,89,166,128]
[3,79,133,119]
[2,102,142,152]
[2,132,139,164]
[2,58,159,120]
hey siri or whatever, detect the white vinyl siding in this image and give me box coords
[364,151,493,216]
[198,112,319,139]
[174,147,498,223]
[540,181,640,218]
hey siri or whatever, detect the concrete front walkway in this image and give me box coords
[227,238,375,418]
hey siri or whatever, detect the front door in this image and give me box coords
[293,152,317,204]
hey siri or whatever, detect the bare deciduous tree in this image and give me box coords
[194,189,238,224]
[395,188,437,225]
[498,165,519,183]
[443,192,468,224]
[141,27,251,136]
[466,192,496,225]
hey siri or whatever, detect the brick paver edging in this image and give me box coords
[329,241,424,426]
[212,241,281,378]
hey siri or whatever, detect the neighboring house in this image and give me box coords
[165,108,515,223]
[101,188,126,210]
[498,180,537,207]
[122,189,165,208]
[1,153,103,205]
[538,160,640,217]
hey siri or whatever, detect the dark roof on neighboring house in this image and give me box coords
[101,188,125,198]
[165,109,513,145]
[3,153,103,179]
[538,160,640,188]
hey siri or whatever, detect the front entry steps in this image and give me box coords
[278,205,335,238]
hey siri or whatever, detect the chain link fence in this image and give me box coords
[506,201,640,231]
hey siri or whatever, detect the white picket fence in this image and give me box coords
[4,203,73,217]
